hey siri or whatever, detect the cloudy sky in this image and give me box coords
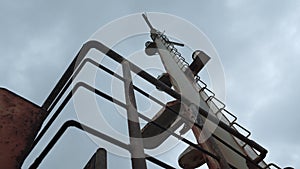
[1,0,299,168]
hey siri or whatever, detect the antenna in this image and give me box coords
[2,13,284,169]
[142,13,154,31]
[143,13,184,47]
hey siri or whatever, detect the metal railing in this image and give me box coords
[26,40,280,169]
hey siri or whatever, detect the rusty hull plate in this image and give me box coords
[0,88,46,169]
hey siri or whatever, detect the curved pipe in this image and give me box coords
[29,120,175,169]
[39,40,267,166]
[36,81,219,160]
[92,40,268,161]
[37,78,258,168]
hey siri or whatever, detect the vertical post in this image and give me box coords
[84,148,107,169]
[122,61,147,169]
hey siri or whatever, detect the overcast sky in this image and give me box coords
[1,1,299,169]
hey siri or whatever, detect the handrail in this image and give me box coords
[32,57,176,149]
[37,40,268,167]
[29,120,175,169]
[31,82,226,168]
[41,42,89,110]
[264,163,281,169]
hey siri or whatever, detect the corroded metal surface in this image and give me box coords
[0,88,46,169]
[178,146,206,168]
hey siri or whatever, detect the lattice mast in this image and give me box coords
[141,13,273,169]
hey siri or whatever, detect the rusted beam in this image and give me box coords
[0,88,46,169]
[191,113,230,169]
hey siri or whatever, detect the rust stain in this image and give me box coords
[0,88,46,169]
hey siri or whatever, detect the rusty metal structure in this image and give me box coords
[0,14,289,169]
[0,88,46,169]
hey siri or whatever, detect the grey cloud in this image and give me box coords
[0,0,299,168]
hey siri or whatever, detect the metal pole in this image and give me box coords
[122,61,147,169]
[84,148,107,169]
